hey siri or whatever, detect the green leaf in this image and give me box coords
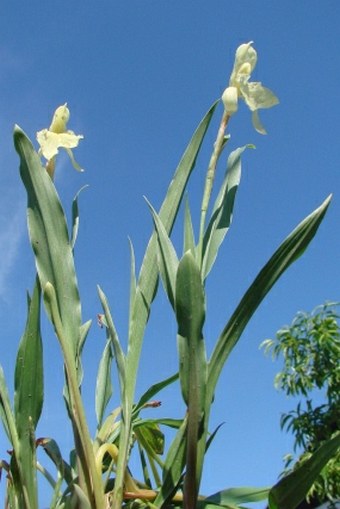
[205,422,225,452]
[269,432,340,509]
[94,407,121,447]
[0,370,33,508]
[128,237,137,331]
[43,282,104,507]
[97,286,126,390]
[37,437,73,485]
[76,320,92,386]
[133,372,179,416]
[95,339,113,428]
[14,280,43,431]
[153,416,188,508]
[73,485,92,509]
[175,251,207,506]
[133,417,183,430]
[176,252,207,407]
[204,486,270,508]
[0,366,18,448]
[14,126,82,357]
[128,99,217,374]
[134,420,165,456]
[184,196,196,256]
[13,280,43,508]
[207,195,332,404]
[111,102,218,509]
[146,198,179,309]
[202,146,248,279]
[71,185,88,250]
[134,421,165,486]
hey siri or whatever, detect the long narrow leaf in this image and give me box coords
[14,280,43,431]
[133,421,164,457]
[203,486,270,507]
[129,99,218,361]
[71,185,88,250]
[269,433,340,509]
[0,367,19,449]
[130,99,218,353]
[202,146,248,279]
[76,319,92,386]
[14,280,43,509]
[176,252,207,408]
[37,437,73,486]
[73,485,92,509]
[0,367,32,508]
[184,197,196,256]
[97,286,126,388]
[133,372,179,416]
[111,102,218,508]
[95,338,113,428]
[176,251,207,508]
[153,416,188,508]
[133,417,183,430]
[43,282,104,507]
[146,198,179,309]
[128,237,137,330]
[94,407,121,448]
[14,126,82,357]
[207,195,332,403]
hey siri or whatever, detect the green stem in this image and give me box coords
[184,382,200,509]
[198,110,230,264]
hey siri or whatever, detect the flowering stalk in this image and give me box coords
[198,41,278,267]
[198,110,230,265]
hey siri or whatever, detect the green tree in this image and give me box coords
[262,302,340,507]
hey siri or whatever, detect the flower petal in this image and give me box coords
[240,81,279,111]
[64,147,84,172]
[252,110,267,135]
[57,131,84,149]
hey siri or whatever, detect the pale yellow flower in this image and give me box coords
[37,104,84,173]
[222,42,279,134]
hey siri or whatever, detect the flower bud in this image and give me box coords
[222,86,238,115]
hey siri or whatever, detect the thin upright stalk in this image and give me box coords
[198,110,230,264]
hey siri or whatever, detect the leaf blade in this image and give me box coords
[202,146,248,279]
[14,126,81,356]
[269,433,340,509]
[95,339,113,428]
[208,195,332,403]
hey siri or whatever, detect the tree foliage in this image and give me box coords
[262,302,340,506]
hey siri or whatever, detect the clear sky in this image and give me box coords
[0,2,339,506]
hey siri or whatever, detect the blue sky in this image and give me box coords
[0,1,339,506]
